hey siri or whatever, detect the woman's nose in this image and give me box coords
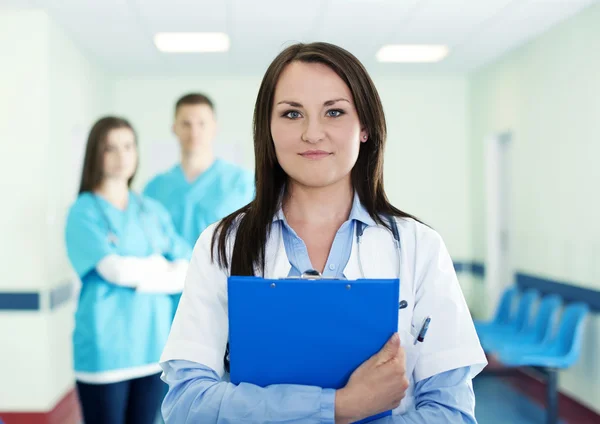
[301,118,326,144]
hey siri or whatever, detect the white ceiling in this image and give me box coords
[3,0,598,75]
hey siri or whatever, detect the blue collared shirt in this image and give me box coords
[274,192,376,278]
[160,195,477,423]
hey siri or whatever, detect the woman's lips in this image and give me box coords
[299,150,332,160]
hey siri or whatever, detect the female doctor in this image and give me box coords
[65,117,192,424]
[160,42,487,423]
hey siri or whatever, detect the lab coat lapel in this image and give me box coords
[343,230,362,279]
[263,224,292,278]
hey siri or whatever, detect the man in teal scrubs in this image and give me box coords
[144,93,255,249]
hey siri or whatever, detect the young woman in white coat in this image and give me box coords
[160,42,487,424]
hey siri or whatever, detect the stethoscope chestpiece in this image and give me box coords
[107,232,119,246]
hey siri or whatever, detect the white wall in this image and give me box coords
[46,12,113,286]
[0,10,50,295]
[0,9,112,412]
[377,76,471,261]
[113,74,473,263]
[469,3,600,412]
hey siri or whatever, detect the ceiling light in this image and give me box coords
[376,45,449,63]
[154,32,230,53]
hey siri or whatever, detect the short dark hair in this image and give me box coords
[175,93,214,115]
[78,116,137,193]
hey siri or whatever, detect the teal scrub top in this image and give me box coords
[143,159,255,248]
[65,192,192,374]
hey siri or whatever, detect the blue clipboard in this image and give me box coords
[228,275,399,423]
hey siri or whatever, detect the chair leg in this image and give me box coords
[546,368,558,424]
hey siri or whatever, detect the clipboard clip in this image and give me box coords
[281,269,348,280]
[288,271,408,307]
[302,269,322,278]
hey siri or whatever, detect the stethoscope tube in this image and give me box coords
[356,216,405,310]
[93,193,163,253]
[355,216,402,279]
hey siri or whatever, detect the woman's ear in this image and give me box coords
[360,130,369,143]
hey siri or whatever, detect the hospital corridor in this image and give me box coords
[1,1,599,423]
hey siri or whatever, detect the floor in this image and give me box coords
[474,376,566,424]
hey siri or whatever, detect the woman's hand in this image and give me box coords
[335,333,409,424]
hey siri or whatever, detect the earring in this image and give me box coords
[363,135,368,140]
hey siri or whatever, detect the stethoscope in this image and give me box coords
[358,218,419,324]
[302,216,407,310]
[357,217,409,311]
[93,194,163,253]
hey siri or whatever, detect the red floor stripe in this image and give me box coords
[0,389,81,424]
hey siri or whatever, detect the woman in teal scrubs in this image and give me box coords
[65,117,191,424]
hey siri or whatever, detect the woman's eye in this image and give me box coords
[327,109,344,118]
[283,110,301,119]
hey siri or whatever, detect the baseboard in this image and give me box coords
[0,389,81,424]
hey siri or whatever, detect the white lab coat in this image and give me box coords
[161,217,487,415]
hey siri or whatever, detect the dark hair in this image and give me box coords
[78,116,137,194]
[212,42,419,276]
[175,93,215,115]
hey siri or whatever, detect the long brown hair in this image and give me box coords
[78,116,137,194]
[212,42,418,276]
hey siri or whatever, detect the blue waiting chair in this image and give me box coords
[497,302,589,368]
[496,302,590,424]
[479,289,539,350]
[474,286,517,333]
[484,294,562,352]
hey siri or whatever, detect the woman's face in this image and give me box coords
[102,127,138,183]
[270,61,368,189]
